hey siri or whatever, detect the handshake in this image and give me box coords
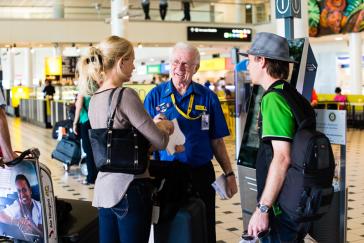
[153,114,185,154]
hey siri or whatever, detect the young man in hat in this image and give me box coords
[243,32,313,242]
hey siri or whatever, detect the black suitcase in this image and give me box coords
[154,198,207,243]
[58,198,99,243]
[52,138,81,167]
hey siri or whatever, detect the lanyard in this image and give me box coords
[171,93,201,120]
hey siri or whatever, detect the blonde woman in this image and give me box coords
[77,36,173,243]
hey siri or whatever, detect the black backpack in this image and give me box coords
[266,81,335,223]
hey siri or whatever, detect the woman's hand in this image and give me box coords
[153,113,167,123]
[73,122,78,135]
[156,120,174,135]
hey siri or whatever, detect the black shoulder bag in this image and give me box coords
[89,88,150,174]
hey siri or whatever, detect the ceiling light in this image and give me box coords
[137,43,143,48]
[335,37,343,41]
[30,48,35,53]
[246,4,252,9]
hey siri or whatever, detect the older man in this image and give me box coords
[0,86,16,163]
[144,42,238,243]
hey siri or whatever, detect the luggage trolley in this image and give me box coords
[0,148,98,243]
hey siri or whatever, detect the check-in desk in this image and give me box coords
[19,98,51,128]
[19,98,74,128]
[50,100,74,127]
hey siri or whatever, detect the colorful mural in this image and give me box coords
[309,0,364,37]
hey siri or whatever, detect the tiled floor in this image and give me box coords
[6,117,364,242]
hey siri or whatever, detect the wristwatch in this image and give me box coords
[257,203,270,213]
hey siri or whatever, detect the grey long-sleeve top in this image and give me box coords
[89,87,169,208]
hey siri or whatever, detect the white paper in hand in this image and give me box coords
[212,174,229,200]
[166,119,185,155]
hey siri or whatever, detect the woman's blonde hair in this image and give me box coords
[77,36,134,96]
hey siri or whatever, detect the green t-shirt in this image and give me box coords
[79,96,91,124]
[261,83,295,141]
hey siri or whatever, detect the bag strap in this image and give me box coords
[262,80,316,131]
[107,88,125,129]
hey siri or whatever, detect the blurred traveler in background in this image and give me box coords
[73,93,98,185]
[311,88,318,107]
[42,80,55,99]
[141,0,151,20]
[204,80,211,89]
[221,85,233,99]
[159,0,168,20]
[181,0,193,21]
[334,87,347,102]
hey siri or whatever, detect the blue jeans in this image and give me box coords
[260,210,310,243]
[98,179,153,243]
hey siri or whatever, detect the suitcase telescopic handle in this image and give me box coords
[4,148,40,167]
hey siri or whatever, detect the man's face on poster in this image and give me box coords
[16,180,32,207]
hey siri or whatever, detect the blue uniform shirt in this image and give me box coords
[144,80,229,167]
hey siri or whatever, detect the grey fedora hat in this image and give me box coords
[240,32,297,63]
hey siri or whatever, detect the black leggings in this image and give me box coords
[80,121,98,183]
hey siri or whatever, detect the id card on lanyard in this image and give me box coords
[201,111,209,130]
[171,93,209,131]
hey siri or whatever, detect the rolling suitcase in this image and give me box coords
[52,137,81,168]
[154,197,207,243]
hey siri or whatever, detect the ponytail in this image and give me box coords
[77,47,104,96]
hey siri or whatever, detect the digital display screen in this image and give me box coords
[288,38,305,87]
[187,26,252,42]
[237,85,264,168]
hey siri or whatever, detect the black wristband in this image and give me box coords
[224,171,235,178]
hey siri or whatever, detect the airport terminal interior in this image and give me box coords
[1,0,364,242]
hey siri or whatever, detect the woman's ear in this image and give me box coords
[117,58,124,69]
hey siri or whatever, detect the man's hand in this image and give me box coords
[248,209,269,237]
[225,175,238,198]
[174,145,185,153]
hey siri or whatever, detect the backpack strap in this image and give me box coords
[262,80,316,131]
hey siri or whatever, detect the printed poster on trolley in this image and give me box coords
[0,160,44,242]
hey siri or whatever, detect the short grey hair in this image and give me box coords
[171,42,200,64]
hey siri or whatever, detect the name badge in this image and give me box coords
[201,112,210,130]
[195,105,206,111]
